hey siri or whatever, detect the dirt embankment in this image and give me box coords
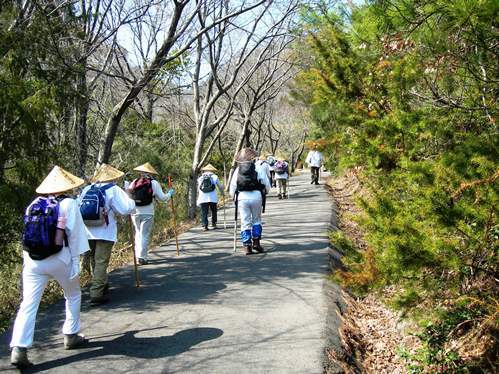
[324,170,420,374]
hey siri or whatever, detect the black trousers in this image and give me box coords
[270,170,276,187]
[311,166,320,184]
[200,202,217,226]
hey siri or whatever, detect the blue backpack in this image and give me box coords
[80,184,114,226]
[23,196,67,260]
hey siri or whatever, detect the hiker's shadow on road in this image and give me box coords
[23,327,223,373]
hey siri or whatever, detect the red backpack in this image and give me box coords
[130,177,153,206]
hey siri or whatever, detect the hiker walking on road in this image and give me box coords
[128,162,174,265]
[267,154,277,187]
[197,164,224,231]
[305,144,323,185]
[274,157,290,199]
[10,166,90,368]
[256,155,271,180]
[230,148,271,255]
[80,164,135,306]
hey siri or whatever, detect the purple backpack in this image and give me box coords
[274,160,288,174]
[23,196,66,260]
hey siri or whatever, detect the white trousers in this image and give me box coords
[132,214,154,260]
[239,199,262,231]
[10,250,81,348]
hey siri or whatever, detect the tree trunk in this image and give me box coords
[97,3,185,164]
[145,84,155,122]
[187,131,204,218]
[75,63,89,177]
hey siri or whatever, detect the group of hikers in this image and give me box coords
[8,145,323,368]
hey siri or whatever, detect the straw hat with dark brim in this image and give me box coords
[201,164,218,172]
[36,166,85,195]
[91,163,124,183]
[134,162,159,175]
[235,148,258,163]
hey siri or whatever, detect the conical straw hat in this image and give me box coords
[36,166,85,195]
[201,164,218,172]
[235,148,258,163]
[134,162,159,175]
[91,163,124,183]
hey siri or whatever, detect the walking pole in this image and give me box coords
[233,194,238,253]
[223,165,227,229]
[168,176,180,256]
[128,217,140,287]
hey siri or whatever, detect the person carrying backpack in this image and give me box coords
[79,164,135,306]
[229,148,271,255]
[197,164,224,231]
[267,154,277,187]
[274,156,290,199]
[127,162,174,265]
[10,166,90,368]
[256,154,271,180]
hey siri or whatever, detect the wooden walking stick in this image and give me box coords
[168,176,180,256]
[128,217,140,287]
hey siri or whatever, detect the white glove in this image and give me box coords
[69,256,80,280]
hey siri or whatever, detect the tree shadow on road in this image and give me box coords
[21,326,223,373]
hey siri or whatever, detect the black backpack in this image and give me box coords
[199,174,216,193]
[131,176,154,206]
[236,162,265,192]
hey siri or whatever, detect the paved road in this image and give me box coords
[1,171,336,373]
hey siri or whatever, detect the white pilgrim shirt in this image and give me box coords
[196,172,223,206]
[80,183,136,243]
[256,160,271,179]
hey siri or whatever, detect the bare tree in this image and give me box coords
[97,0,268,166]
[185,0,299,217]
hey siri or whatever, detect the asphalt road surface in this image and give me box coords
[1,170,337,373]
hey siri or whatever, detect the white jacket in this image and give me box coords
[80,183,135,243]
[197,172,223,206]
[306,150,323,168]
[256,160,271,179]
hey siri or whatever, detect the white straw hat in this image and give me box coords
[91,163,124,183]
[134,162,159,175]
[36,166,85,195]
[201,164,218,172]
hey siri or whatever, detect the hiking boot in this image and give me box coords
[203,225,209,231]
[90,295,109,306]
[244,245,253,255]
[252,239,264,253]
[10,347,32,368]
[278,194,282,199]
[138,258,148,265]
[64,333,88,350]
[211,223,217,229]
